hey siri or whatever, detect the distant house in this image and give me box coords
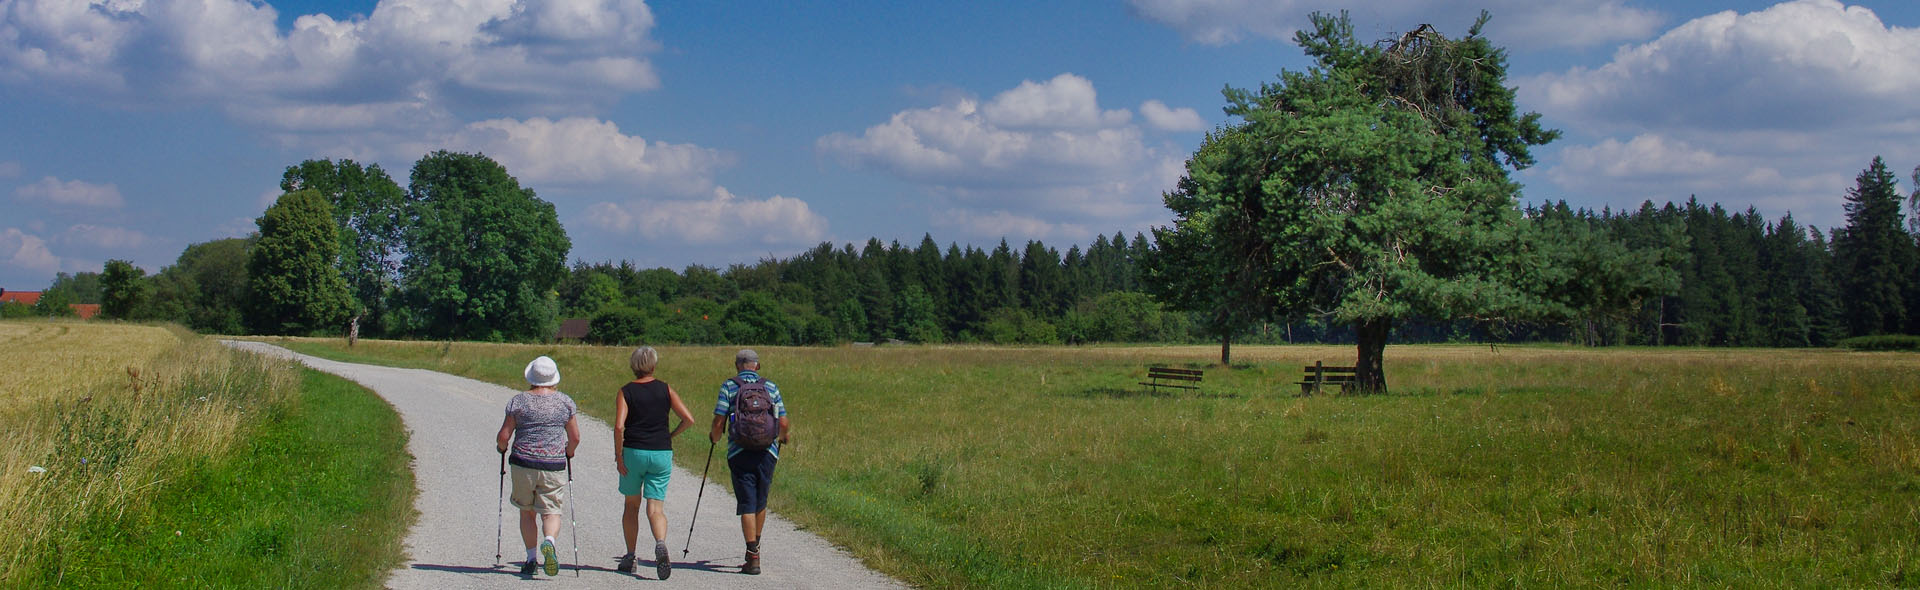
[0,290,97,319]
[0,290,42,306]
[555,318,590,342]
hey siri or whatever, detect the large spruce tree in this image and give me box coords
[1834,157,1913,336]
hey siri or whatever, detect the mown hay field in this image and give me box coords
[278,338,1920,588]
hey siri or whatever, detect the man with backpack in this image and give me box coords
[709,349,790,575]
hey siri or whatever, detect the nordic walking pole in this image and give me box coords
[567,458,580,577]
[683,439,716,557]
[494,449,506,567]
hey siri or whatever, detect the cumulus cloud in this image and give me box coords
[445,117,730,196]
[1520,1,1920,229]
[819,73,1189,245]
[1522,0,1920,133]
[1126,0,1663,49]
[0,0,662,133]
[582,187,828,246]
[1,227,59,273]
[14,176,123,208]
[1139,100,1206,131]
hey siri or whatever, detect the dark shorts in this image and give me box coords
[728,449,777,515]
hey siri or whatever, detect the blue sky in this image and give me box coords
[3,0,1917,290]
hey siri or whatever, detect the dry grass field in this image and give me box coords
[281,338,1920,588]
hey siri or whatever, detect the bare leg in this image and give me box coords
[646,498,669,541]
[623,495,642,554]
[752,508,768,541]
[739,512,760,543]
[542,513,563,539]
[519,510,538,550]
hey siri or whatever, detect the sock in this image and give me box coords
[526,548,539,562]
[544,535,556,547]
[746,540,760,554]
[655,540,667,554]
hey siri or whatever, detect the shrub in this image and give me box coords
[1838,334,1920,351]
[587,306,647,345]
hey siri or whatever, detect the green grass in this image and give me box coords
[37,368,416,588]
[274,338,1920,588]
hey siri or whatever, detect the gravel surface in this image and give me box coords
[226,340,908,590]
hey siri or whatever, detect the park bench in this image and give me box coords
[1140,366,1204,394]
[1296,361,1358,396]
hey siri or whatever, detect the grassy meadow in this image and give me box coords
[276,338,1920,588]
[0,322,414,588]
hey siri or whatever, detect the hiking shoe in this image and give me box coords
[518,561,537,576]
[655,546,673,580]
[540,539,559,576]
[742,549,761,575]
[617,553,636,573]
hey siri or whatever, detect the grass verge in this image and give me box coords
[3,323,415,589]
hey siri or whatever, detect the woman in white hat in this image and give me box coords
[495,355,580,576]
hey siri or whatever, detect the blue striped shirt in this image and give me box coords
[715,370,786,459]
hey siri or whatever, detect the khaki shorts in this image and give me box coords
[509,465,568,515]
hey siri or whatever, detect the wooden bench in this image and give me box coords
[1140,366,1204,393]
[1296,361,1358,396]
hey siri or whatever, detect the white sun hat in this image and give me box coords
[524,356,561,387]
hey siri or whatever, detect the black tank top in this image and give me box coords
[621,379,673,451]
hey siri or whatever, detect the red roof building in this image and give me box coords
[70,304,100,319]
[0,290,42,306]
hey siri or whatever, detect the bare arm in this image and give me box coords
[496,414,516,453]
[779,415,791,445]
[613,390,628,473]
[565,415,581,459]
[710,414,727,445]
[667,385,696,438]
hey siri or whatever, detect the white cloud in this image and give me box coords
[0,161,20,178]
[1139,100,1206,132]
[14,176,123,208]
[1519,1,1920,230]
[583,187,828,246]
[59,224,149,250]
[981,74,1131,129]
[446,117,729,196]
[0,0,662,134]
[1522,0,1920,133]
[1126,0,1662,49]
[819,73,1189,245]
[0,227,59,273]
[819,74,1162,192]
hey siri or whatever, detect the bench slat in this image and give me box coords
[1145,373,1204,382]
[1137,381,1200,390]
[1301,365,1359,372]
[1147,367,1205,376]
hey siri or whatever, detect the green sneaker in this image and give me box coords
[540,539,559,576]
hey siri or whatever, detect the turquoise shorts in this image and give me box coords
[619,448,673,500]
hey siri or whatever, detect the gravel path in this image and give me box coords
[226,341,908,590]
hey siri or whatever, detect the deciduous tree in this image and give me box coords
[399,151,570,341]
[245,190,353,335]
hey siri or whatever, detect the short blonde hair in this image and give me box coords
[630,346,658,378]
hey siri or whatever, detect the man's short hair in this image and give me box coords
[735,348,759,367]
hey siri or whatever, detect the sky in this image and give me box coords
[3,0,1918,290]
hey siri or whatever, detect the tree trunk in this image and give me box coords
[1219,332,1233,366]
[348,313,361,348]
[1354,318,1389,394]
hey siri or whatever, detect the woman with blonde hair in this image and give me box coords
[613,346,696,579]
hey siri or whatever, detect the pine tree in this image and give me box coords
[1834,157,1912,336]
